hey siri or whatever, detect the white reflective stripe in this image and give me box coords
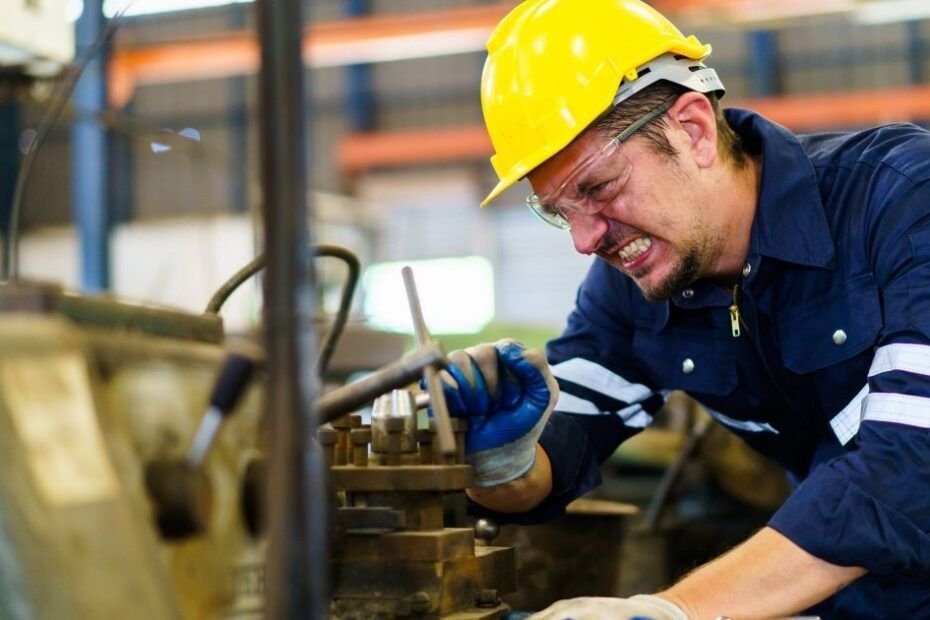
[550,358,653,403]
[869,343,930,377]
[830,384,869,445]
[554,393,654,428]
[619,405,652,428]
[554,392,601,415]
[863,392,930,428]
[704,407,779,434]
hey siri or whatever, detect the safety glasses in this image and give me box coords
[526,98,674,229]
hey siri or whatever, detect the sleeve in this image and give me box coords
[469,259,668,524]
[769,183,930,577]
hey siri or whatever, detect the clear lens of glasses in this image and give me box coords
[526,148,634,229]
[524,97,674,230]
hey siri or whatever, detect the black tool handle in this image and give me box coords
[210,350,258,415]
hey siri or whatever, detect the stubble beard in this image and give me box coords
[636,249,700,302]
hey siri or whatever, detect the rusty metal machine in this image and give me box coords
[0,0,518,616]
[320,267,516,619]
[323,407,515,619]
[0,261,516,619]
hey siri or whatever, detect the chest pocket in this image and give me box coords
[777,273,883,373]
[631,327,737,396]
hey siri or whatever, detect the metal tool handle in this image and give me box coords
[401,266,455,456]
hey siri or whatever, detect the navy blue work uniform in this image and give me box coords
[479,109,930,618]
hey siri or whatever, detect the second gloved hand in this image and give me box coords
[438,339,558,488]
[529,595,689,620]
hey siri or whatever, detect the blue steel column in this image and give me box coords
[747,29,780,97]
[71,0,110,291]
[0,100,19,242]
[346,0,374,131]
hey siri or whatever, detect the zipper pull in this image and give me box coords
[729,284,741,338]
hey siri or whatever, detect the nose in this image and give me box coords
[569,212,608,255]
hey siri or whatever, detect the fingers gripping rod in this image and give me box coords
[402,267,456,456]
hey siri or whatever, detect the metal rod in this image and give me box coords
[257,0,327,617]
[401,266,455,455]
[316,342,448,424]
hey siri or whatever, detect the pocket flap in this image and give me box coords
[777,274,882,374]
[632,328,736,396]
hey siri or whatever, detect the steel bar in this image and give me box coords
[401,267,455,455]
[317,342,447,424]
[257,0,327,617]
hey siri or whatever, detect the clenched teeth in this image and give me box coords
[618,236,652,261]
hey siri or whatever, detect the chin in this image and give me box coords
[639,283,675,303]
[637,261,699,302]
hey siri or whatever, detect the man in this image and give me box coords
[438,0,930,618]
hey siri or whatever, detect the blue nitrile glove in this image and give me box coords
[435,339,558,488]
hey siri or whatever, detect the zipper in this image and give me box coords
[729,284,741,338]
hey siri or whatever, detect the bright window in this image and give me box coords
[363,257,495,335]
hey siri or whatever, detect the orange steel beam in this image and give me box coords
[107,1,861,106]
[108,3,512,107]
[339,126,493,173]
[740,85,930,130]
[338,85,930,173]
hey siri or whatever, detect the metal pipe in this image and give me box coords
[257,0,327,617]
[317,343,448,424]
[401,266,455,455]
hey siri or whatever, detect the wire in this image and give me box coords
[205,243,361,376]
[1,2,137,281]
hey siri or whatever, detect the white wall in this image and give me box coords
[19,214,260,331]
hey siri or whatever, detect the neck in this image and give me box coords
[712,153,762,281]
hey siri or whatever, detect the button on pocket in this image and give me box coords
[777,275,881,374]
[633,329,736,396]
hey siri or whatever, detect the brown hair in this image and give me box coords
[593,81,746,168]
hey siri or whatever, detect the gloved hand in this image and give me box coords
[436,339,558,487]
[528,595,689,620]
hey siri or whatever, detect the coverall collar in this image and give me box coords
[725,108,836,270]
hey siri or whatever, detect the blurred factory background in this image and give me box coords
[6,0,929,343]
[1,0,929,616]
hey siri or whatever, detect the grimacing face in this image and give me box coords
[528,127,725,302]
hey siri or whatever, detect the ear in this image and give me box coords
[668,92,718,169]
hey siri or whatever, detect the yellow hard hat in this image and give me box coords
[480,0,715,207]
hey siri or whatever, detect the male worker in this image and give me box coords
[438,0,930,618]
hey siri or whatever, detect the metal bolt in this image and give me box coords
[317,426,338,466]
[332,414,362,465]
[417,428,434,465]
[350,427,371,467]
